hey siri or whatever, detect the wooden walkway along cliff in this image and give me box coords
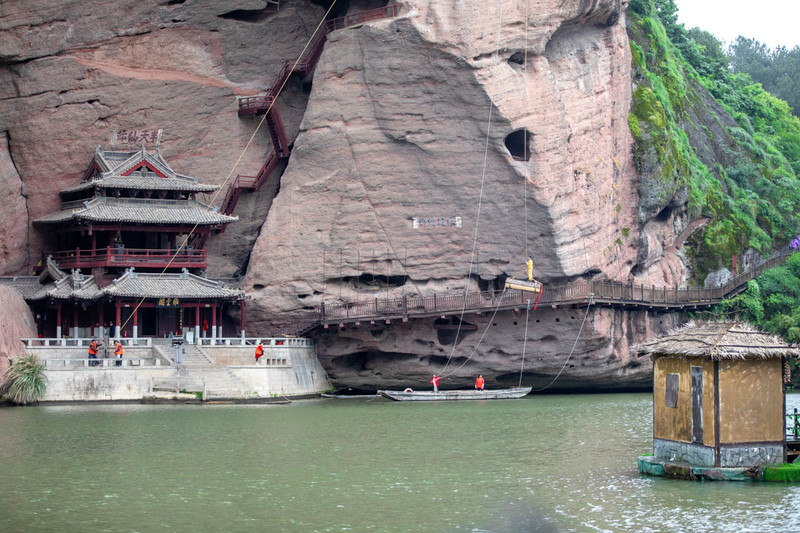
[292,249,794,335]
[220,5,401,217]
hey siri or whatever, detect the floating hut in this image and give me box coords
[636,321,800,481]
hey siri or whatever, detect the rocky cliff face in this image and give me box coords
[244,0,686,389]
[1,0,695,390]
[0,286,36,386]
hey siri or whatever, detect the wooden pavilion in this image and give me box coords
[0,145,245,343]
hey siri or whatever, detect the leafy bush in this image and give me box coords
[1,355,48,405]
[716,253,800,388]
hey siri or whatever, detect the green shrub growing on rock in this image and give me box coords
[1,355,48,405]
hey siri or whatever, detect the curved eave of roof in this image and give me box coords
[104,274,245,300]
[59,177,218,194]
[0,277,45,299]
[33,199,237,226]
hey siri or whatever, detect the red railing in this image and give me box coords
[238,95,275,117]
[44,247,208,270]
[326,4,399,31]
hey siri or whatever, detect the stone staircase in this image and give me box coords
[181,343,213,366]
[177,366,250,399]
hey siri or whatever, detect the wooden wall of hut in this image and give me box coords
[719,358,783,444]
[653,356,715,449]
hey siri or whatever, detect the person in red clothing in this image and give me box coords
[475,374,485,391]
[431,374,441,393]
[88,339,99,367]
[255,342,264,365]
[114,339,124,367]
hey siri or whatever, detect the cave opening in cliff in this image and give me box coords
[508,52,525,66]
[434,317,476,346]
[218,5,278,22]
[353,273,405,290]
[504,129,532,161]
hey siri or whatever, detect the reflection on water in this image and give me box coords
[0,393,798,532]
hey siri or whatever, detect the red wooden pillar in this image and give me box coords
[73,304,79,339]
[133,307,138,340]
[56,303,63,339]
[115,302,121,339]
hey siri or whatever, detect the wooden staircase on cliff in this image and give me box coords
[220,4,400,218]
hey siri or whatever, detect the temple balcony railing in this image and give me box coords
[22,338,154,347]
[42,247,208,271]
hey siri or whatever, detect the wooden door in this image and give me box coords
[691,366,704,443]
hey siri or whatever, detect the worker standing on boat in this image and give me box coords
[526,257,533,281]
[431,374,441,393]
[475,374,485,392]
[255,342,264,365]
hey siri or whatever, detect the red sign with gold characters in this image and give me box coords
[112,129,163,146]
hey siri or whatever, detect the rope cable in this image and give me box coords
[530,301,592,393]
[114,1,339,336]
[440,287,509,379]
[440,0,505,375]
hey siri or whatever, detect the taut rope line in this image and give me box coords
[116,1,340,335]
[440,0,505,375]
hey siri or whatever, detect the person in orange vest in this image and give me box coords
[255,342,264,365]
[526,256,534,281]
[431,374,441,393]
[114,339,124,367]
[88,339,99,367]
[475,374,485,392]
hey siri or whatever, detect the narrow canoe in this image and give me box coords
[378,387,532,401]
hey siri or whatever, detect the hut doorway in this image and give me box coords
[691,366,704,444]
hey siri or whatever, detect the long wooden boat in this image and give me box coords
[321,393,367,399]
[378,387,531,401]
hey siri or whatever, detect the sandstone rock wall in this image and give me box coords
[0,286,36,386]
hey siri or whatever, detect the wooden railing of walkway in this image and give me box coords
[293,249,794,334]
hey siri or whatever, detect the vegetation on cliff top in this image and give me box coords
[627,0,800,277]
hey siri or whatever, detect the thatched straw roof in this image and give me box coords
[637,321,800,360]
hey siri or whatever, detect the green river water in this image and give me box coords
[1,393,799,532]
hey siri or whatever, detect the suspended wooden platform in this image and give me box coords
[504,277,542,293]
[378,387,531,401]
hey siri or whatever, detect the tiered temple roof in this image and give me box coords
[104,269,244,299]
[0,262,243,302]
[34,197,235,226]
[33,145,236,227]
[68,146,220,194]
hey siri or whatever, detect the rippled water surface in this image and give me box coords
[1,393,799,532]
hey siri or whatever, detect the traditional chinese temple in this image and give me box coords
[1,145,246,342]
